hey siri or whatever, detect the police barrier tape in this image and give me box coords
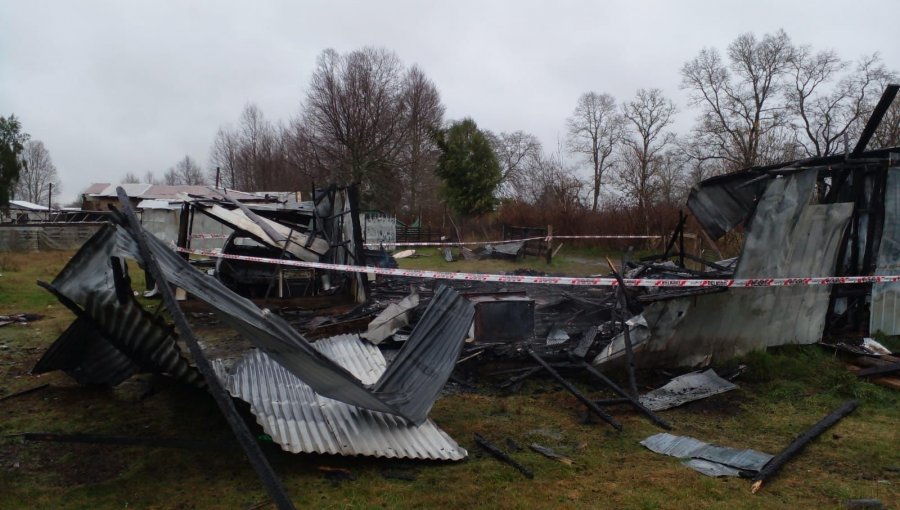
[188,233,662,246]
[173,247,900,288]
[191,233,231,239]
[362,234,664,248]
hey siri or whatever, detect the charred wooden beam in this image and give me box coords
[578,360,671,430]
[115,187,297,510]
[528,350,622,431]
[852,84,899,155]
[0,384,49,403]
[474,433,534,479]
[751,400,859,493]
[856,363,900,378]
[18,432,233,451]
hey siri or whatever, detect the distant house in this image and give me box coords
[1,200,52,223]
[78,183,295,250]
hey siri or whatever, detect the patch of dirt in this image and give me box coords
[678,389,748,415]
[0,440,130,487]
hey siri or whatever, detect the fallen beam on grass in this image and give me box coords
[847,365,900,391]
[529,443,574,465]
[0,383,49,403]
[528,350,622,431]
[499,366,542,389]
[16,432,233,451]
[856,362,900,378]
[474,433,533,479]
[751,400,859,493]
[578,360,671,430]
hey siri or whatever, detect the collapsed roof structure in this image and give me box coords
[611,85,900,368]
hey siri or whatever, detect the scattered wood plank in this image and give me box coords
[0,383,49,403]
[528,350,622,431]
[751,400,859,493]
[856,362,900,378]
[578,361,671,430]
[17,432,233,451]
[847,365,900,391]
[474,433,533,479]
[529,443,574,465]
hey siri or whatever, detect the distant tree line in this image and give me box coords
[4,29,896,221]
[0,114,61,209]
[114,31,899,226]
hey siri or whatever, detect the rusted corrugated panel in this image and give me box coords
[212,336,467,460]
[871,167,900,335]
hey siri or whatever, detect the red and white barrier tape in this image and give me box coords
[191,233,230,239]
[362,234,663,248]
[175,247,899,288]
[189,232,661,247]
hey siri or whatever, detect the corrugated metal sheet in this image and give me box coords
[32,317,140,386]
[212,336,467,460]
[33,225,204,388]
[639,369,737,412]
[632,170,855,366]
[686,171,768,239]
[640,432,772,477]
[115,222,474,424]
[871,167,900,335]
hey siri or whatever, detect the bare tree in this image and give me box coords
[681,30,796,171]
[872,97,900,149]
[143,170,161,185]
[209,126,240,188]
[519,149,586,214]
[566,92,624,211]
[164,155,206,185]
[302,47,411,210]
[789,51,894,156]
[209,105,292,191]
[121,172,140,183]
[488,130,543,199]
[654,150,690,206]
[616,88,678,214]
[14,140,59,205]
[397,65,444,217]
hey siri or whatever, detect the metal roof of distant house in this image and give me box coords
[9,200,49,210]
[82,183,110,195]
[85,183,263,202]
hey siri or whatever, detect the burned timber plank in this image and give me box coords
[474,433,533,479]
[115,187,297,510]
[528,350,622,431]
[750,400,859,493]
[578,361,671,430]
[856,362,900,378]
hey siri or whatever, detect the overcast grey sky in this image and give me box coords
[2,0,898,203]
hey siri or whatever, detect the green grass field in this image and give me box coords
[0,249,897,509]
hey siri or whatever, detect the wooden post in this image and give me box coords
[678,210,685,268]
[115,187,297,510]
[545,225,553,264]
